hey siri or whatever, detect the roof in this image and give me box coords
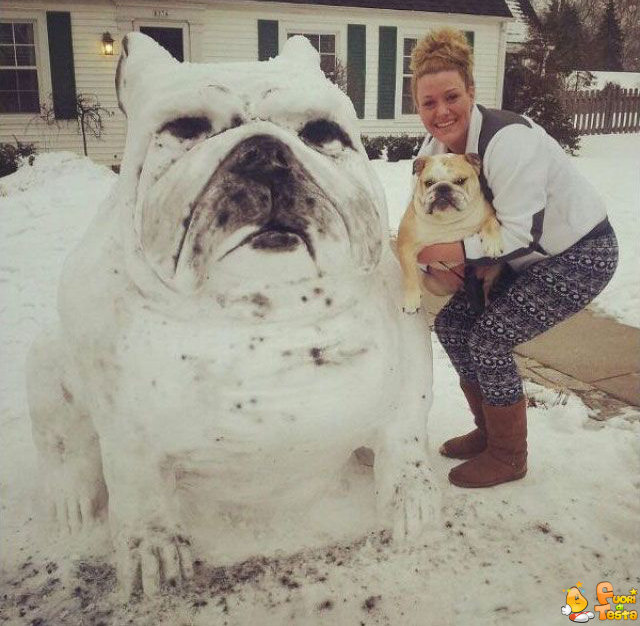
[255,0,513,18]
[515,0,540,27]
[504,0,539,44]
[505,0,540,28]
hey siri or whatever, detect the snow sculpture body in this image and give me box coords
[27,33,437,596]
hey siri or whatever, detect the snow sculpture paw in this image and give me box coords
[390,473,438,543]
[44,461,108,536]
[376,456,439,544]
[117,525,194,597]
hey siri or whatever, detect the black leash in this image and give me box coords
[432,261,485,314]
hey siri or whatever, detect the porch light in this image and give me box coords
[101,32,114,55]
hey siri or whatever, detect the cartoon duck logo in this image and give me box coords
[562,583,595,622]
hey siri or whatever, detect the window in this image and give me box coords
[0,21,39,113]
[401,32,474,115]
[401,38,417,114]
[288,32,337,82]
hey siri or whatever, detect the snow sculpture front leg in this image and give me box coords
[27,329,108,536]
[98,429,194,597]
[374,312,441,542]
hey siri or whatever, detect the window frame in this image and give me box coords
[285,30,338,81]
[0,14,49,118]
[400,35,418,116]
[280,21,346,83]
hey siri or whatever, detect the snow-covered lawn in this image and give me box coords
[0,135,638,625]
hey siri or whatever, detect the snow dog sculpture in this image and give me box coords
[27,33,437,596]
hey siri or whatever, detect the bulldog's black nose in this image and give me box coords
[229,135,293,185]
[433,182,452,195]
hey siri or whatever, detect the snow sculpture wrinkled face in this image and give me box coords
[116,33,385,294]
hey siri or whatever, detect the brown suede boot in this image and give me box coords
[439,379,487,460]
[448,397,527,488]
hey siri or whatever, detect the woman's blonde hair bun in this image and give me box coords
[410,28,474,102]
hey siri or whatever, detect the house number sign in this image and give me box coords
[153,9,169,17]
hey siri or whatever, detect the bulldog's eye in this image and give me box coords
[454,177,468,186]
[299,119,354,152]
[159,116,212,140]
[425,179,436,187]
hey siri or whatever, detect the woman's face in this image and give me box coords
[415,70,475,154]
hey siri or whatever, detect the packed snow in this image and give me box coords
[1,131,639,625]
[569,71,640,91]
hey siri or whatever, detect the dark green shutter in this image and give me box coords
[377,26,396,119]
[258,20,278,61]
[465,31,475,51]
[46,11,77,120]
[347,25,366,119]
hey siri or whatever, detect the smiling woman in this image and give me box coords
[408,27,618,490]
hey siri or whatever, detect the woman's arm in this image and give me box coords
[463,123,548,264]
[416,241,465,266]
[417,242,465,292]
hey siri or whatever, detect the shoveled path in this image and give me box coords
[424,293,640,411]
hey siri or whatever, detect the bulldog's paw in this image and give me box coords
[117,525,194,597]
[402,292,422,315]
[480,233,503,258]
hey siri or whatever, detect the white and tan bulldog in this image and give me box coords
[26,34,439,597]
[397,153,503,314]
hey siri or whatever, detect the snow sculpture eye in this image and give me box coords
[159,116,212,140]
[299,119,353,155]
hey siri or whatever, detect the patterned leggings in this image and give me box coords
[434,225,618,406]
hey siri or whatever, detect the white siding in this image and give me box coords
[1,0,510,165]
[202,2,508,136]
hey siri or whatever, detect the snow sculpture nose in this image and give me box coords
[229,135,293,186]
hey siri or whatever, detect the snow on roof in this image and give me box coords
[504,0,539,44]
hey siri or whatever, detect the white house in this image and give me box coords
[1,0,520,168]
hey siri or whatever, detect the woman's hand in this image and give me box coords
[425,265,465,292]
[417,242,466,294]
[417,241,465,266]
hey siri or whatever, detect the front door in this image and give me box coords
[138,25,186,62]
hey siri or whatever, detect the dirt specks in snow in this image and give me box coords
[535,521,565,543]
[310,347,326,366]
[362,594,381,611]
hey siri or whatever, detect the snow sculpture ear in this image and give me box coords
[116,32,176,116]
[279,35,321,71]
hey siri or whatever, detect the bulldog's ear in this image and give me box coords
[413,156,429,175]
[115,32,176,116]
[279,35,321,70]
[464,153,482,174]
